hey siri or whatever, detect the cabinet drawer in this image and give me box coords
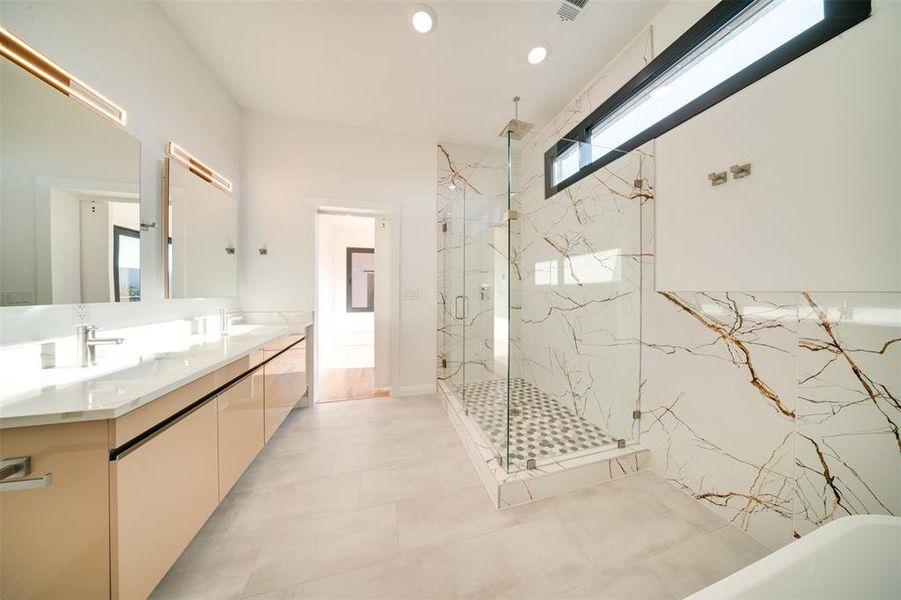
[263,340,307,441]
[110,401,219,600]
[217,370,264,499]
[0,421,110,599]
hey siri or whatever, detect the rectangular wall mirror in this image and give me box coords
[0,57,141,306]
[164,157,237,299]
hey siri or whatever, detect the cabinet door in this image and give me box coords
[217,370,264,499]
[110,401,218,600]
[0,421,110,599]
[263,340,307,441]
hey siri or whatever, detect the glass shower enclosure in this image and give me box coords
[438,133,644,473]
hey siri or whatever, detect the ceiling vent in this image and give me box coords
[557,0,589,22]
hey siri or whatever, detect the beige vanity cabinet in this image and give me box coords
[217,365,265,499]
[0,420,111,599]
[2,332,307,600]
[110,401,219,600]
[263,336,307,442]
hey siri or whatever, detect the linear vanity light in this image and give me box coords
[0,25,127,126]
[166,142,233,193]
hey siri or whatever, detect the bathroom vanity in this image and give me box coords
[0,324,311,599]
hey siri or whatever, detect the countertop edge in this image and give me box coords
[0,322,311,430]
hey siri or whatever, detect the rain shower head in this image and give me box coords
[499,96,534,140]
[499,119,534,140]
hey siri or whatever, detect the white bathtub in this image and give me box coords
[689,515,901,599]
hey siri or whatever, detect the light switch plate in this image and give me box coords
[402,288,420,300]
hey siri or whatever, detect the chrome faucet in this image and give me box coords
[219,308,244,336]
[76,324,124,367]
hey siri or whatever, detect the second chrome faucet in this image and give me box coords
[75,324,124,367]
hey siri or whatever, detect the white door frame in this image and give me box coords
[311,197,401,402]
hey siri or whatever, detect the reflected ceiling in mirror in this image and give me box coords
[165,154,237,299]
[0,54,141,307]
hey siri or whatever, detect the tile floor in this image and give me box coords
[151,394,769,599]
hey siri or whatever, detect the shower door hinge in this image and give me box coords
[526,458,537,470]
[617,439,626,449]
[503,210,519,222]
[633,179,643,189]
[632,410,641,420]
[441,358,447,368]
[441,222,448,232]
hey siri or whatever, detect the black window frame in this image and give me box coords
[544,0,871,199]
[112,225,141,302]
[346,246,375,313]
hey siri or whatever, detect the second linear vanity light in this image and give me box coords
[166,142,233,192]
[0,24,127,125]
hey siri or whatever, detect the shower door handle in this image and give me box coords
[454,295,467,319]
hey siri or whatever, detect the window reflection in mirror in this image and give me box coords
[0,59,141,306]
[165,159,237,299]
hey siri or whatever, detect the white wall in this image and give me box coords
[654,0,901,291]
[239,110,437,392]
[49,189,81,305]
[0,0,242,344]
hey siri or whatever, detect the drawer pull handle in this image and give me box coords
[0,457,53,492]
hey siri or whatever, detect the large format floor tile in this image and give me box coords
[152,394,768,599]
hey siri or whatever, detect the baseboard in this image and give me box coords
[393,383,437,397]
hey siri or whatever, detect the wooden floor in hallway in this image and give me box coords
[319,367,389,403]
[150,394,769,599]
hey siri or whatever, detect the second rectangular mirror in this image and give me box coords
[164,155,237,299]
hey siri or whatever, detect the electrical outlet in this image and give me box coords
[73,304,89,324]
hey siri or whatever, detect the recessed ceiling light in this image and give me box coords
[411,5,436,33]
[528,44,550,65]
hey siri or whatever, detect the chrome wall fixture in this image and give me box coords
[730,163,752,179]
[708,171,728,186]
[0,24,127,126]
[166,142,233,193]
[709,163,752,186]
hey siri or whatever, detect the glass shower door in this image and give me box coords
[437,178,466,393]
[460,135,511,466]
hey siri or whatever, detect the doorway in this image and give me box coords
[316,212,390,402]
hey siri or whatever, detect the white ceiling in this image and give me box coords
[159,0,665,146]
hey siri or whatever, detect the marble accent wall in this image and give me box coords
[641,289,899,549]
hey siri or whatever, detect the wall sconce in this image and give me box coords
[167,142,233,193]
[0,25,127,126]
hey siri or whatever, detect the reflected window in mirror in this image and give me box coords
[346,247,375,313]
[113,226,141,302]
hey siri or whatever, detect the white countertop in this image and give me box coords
[0,323,309,429]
